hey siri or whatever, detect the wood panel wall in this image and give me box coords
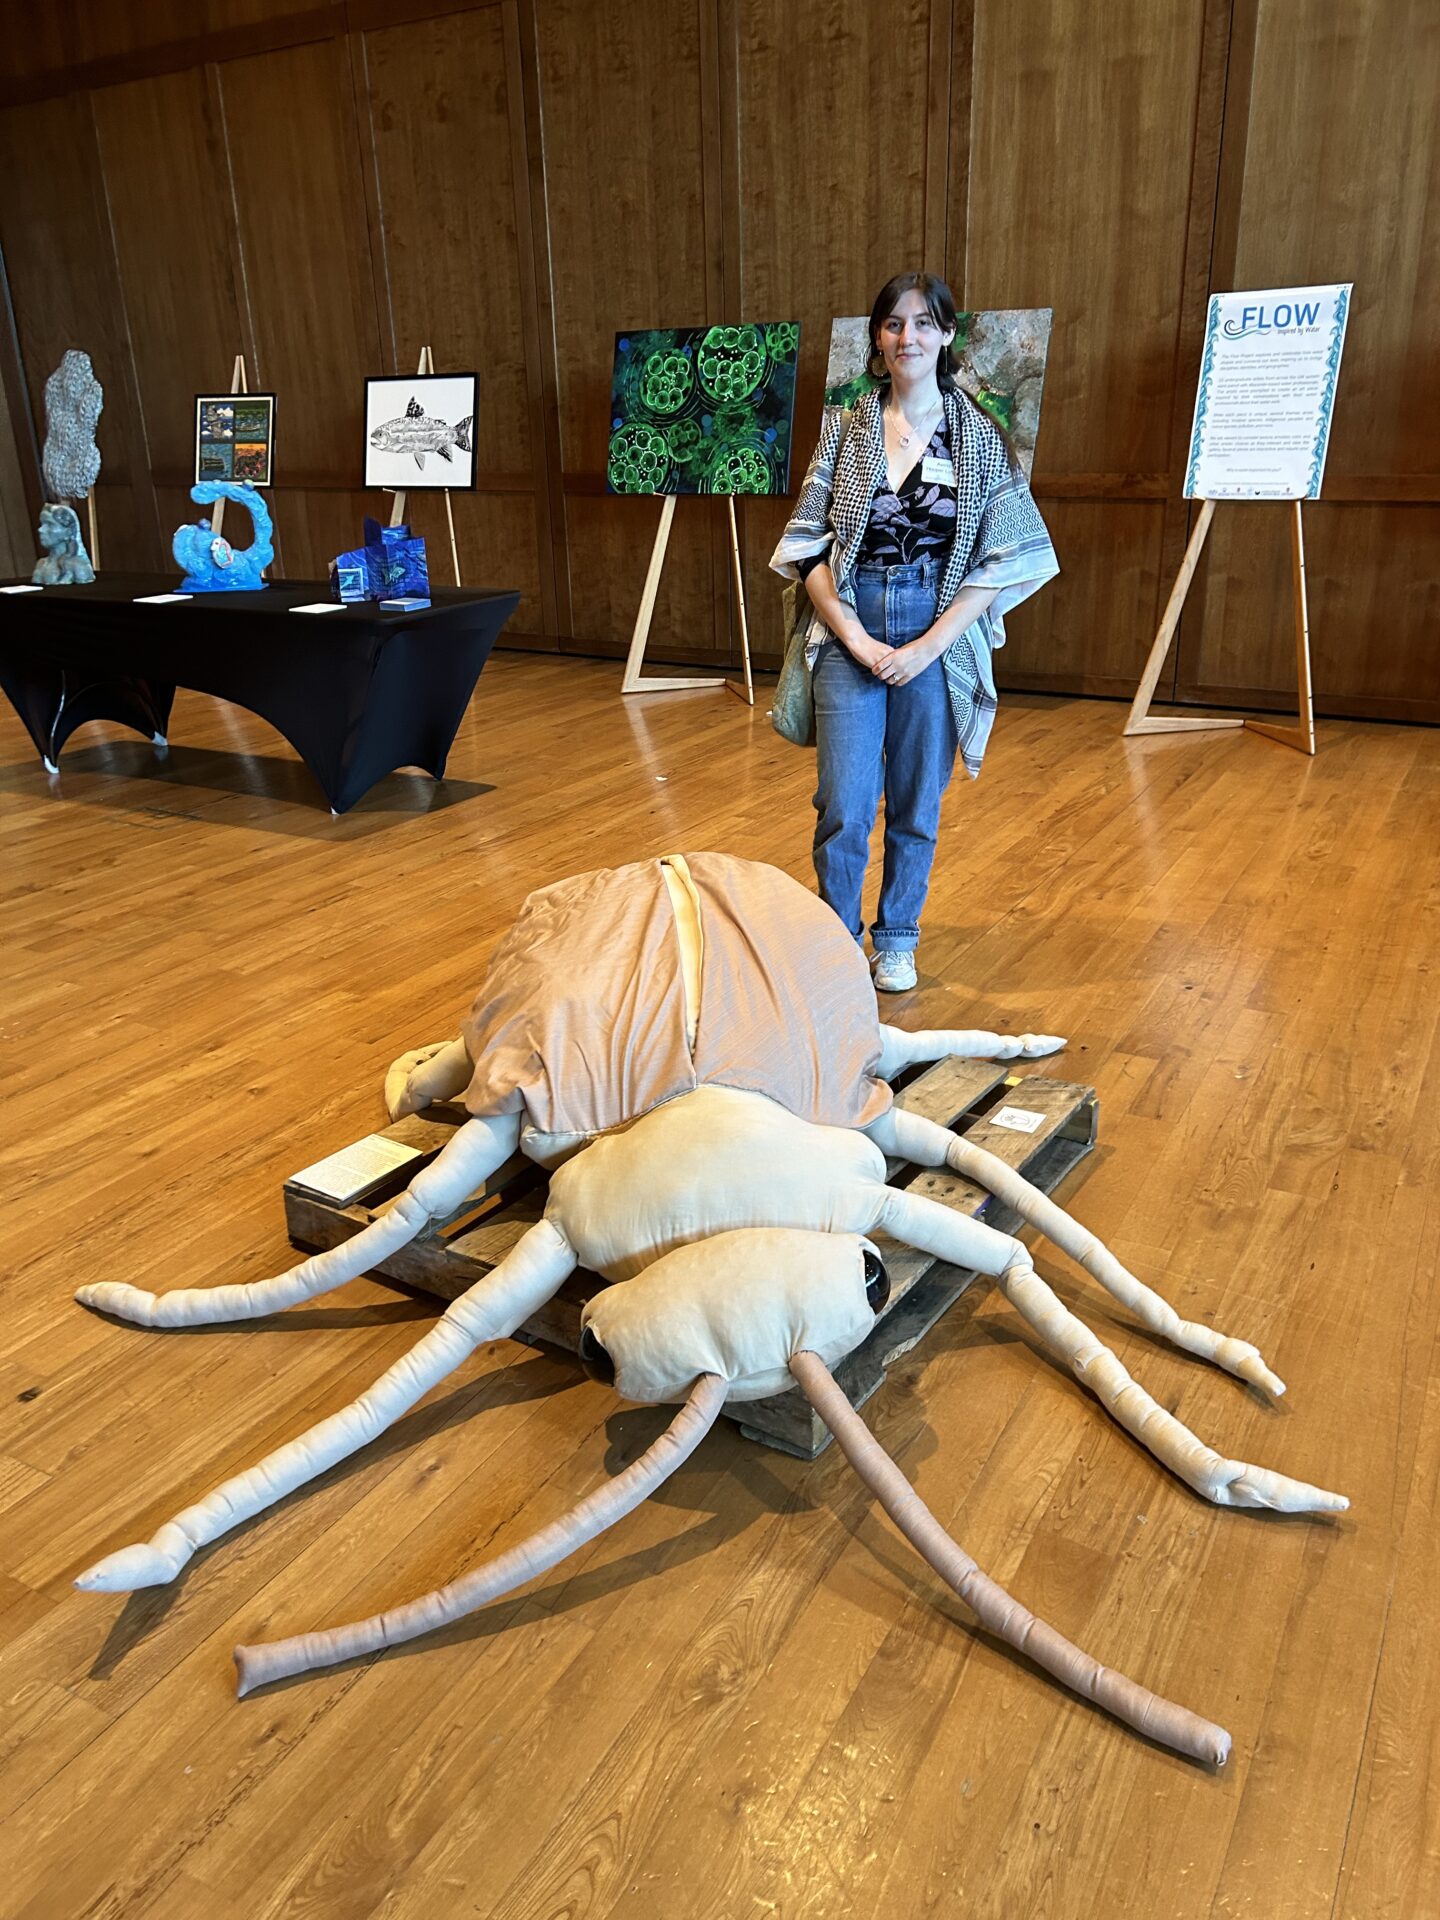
[1,0,1434,720]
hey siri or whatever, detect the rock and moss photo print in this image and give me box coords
[607,323,800,495]
[824,309,1053,477]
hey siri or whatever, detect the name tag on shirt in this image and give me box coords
[921,455,957,486]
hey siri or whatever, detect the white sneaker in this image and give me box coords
[871,950,917,993]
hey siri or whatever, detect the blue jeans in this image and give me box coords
[811,560,956,953]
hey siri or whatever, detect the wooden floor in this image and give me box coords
[0,658,1436,1919]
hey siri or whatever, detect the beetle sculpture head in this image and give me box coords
[74,855,1346,1767]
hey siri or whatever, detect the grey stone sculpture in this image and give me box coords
[42,350,103,501]
[32,503,95,585]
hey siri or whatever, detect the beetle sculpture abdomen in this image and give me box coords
[460,851,893,1157]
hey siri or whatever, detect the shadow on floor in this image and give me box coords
[0,739,494,837]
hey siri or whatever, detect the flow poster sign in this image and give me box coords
[1185,283,1351,500]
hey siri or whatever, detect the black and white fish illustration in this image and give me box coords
[369,395,474,472]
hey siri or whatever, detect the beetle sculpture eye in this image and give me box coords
[579,1325,615,1385]
[863,1248,890,1311]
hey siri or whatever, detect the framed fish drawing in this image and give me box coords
[195,392,276,487]
[363,373,479,491]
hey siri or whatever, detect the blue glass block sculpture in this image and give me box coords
[173,482,274,592]
[329,518,430,603]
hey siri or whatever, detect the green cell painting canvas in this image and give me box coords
[824,309,1052,478]
[607,323,800,496]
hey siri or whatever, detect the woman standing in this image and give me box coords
[771,273,1058,991]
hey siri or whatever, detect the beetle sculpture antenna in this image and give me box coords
[233,1373,726,1696]
[787,1351,1232,1766]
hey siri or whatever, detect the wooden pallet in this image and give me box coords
[283,1058,1097,1457]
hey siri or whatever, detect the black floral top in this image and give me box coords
[796,417,957,577]
[856,416,958,566]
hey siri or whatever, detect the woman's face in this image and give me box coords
[876,290,954,385]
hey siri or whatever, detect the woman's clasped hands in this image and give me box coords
[847,627,946,687]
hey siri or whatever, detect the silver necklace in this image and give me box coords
[889,396,942,449]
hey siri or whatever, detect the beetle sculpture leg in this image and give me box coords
[74,1216,577,1593]
[789,1351,1231,1766]
[384,1036,473,1120]
[865,1106,1284,1396]
[871,1186,1347,1515]
[75,1113,523,1329]
[876,1022,1066,1080]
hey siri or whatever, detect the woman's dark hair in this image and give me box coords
[867,269,1025,475]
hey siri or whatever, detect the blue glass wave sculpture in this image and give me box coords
[173,482,274,592]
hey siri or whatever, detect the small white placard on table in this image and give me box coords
[290,602,347,614]
[1185,282,1352,500]
[990,1105,1047,1135]
[134,593,193,604]
[0,584,43,594]
[288,1134,423,1206]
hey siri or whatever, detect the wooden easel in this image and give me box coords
[621,492,754,706]
[383,344,462,587]
[1125,497,1315,755]
[208,354,249,543]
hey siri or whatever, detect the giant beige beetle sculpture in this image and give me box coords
[75,855,1346,1764]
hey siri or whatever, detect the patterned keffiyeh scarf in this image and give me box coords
[770,387,1058,776]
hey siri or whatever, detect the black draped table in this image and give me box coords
[0,574,520,813]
